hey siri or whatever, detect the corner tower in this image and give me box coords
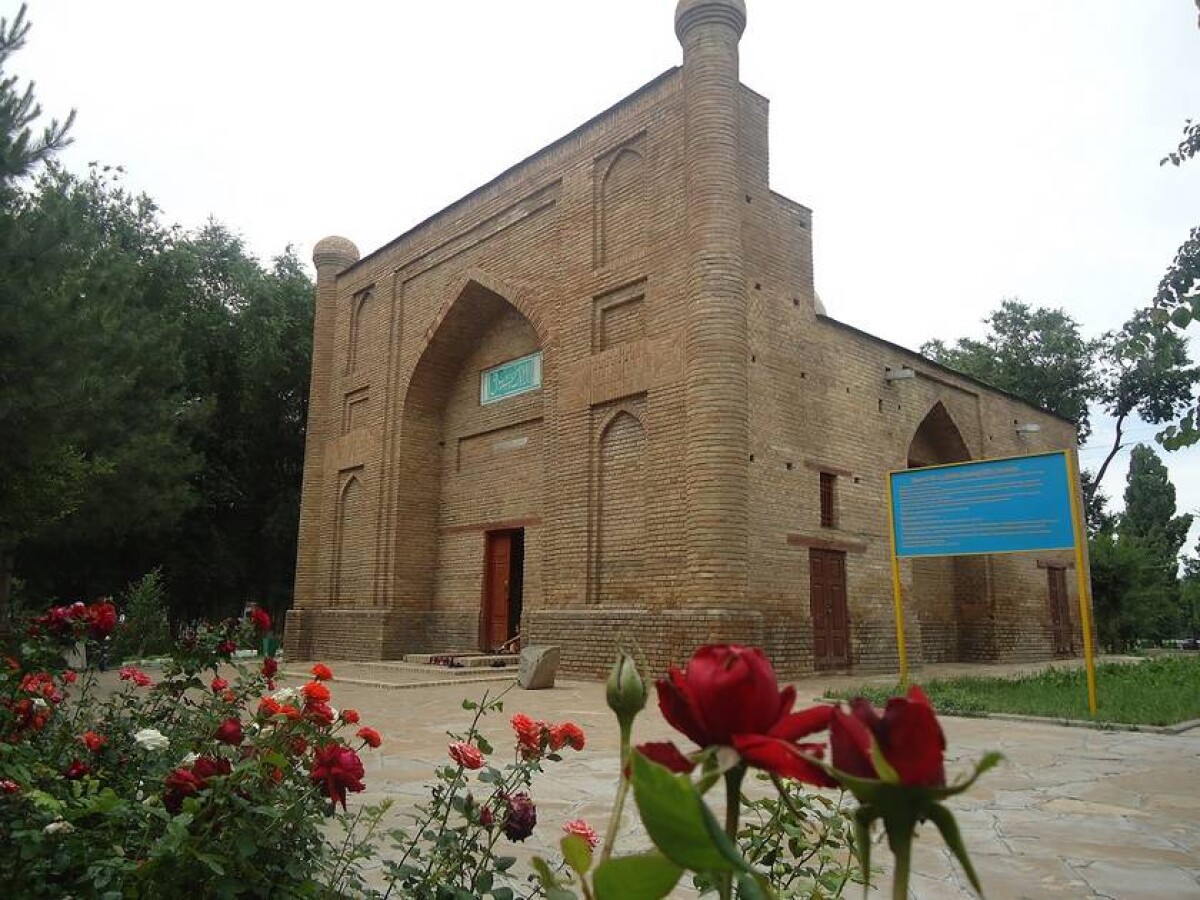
[292,236,359,619]
[676,0,751,607]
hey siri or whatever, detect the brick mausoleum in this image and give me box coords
[284,0,1087,678]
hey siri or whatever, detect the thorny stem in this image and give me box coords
[599,718,633,863]
[718,765,746,900]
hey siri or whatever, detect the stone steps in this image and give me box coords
[401,652,520,669]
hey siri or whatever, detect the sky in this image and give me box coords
[8,0,1200,546]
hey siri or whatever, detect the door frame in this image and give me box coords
[480,528,524,652]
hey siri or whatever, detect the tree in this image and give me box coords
[0,5,72,189]
[1144,4,1200,448]
[921,299,1099,440]
[1089,530,1152,653]
[1115,444,1193,643]
[0,4,75,629]
[1091,310,1199,490]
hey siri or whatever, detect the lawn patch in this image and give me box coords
[825,654,1200,727]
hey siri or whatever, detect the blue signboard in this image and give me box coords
[480,351,542,405]
[889,452,1075,558]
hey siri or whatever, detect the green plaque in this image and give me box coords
[480,351,542,404]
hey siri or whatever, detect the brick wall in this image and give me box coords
[287,0,1093,678]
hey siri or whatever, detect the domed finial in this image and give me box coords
[312,235,360,272]
[675,0,747,44]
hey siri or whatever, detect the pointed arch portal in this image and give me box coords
[905,403,995,662]
[392,276,545,652]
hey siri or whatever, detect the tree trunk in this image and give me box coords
[1089,412,1127,505]
[0,545,13,646]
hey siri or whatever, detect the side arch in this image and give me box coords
[597,146,647,267]
[905,401,994,662]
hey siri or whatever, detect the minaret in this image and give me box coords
[676,0,750,607]
[293,235,359,609]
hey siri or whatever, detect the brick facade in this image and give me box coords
[286,0,1090,678]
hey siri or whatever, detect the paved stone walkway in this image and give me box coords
[286,657,1200,899]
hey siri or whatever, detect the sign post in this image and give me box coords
[886,450,1097,715]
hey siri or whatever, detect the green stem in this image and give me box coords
[718,765,746,900]
[891,826,912,900]
[599,719,633,863]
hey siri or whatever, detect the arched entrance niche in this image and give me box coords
[906,402,995,662]
[393,275,546,653]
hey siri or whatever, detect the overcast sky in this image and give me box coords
[9,0,1200,546]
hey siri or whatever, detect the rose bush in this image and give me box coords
[0,602,384,898]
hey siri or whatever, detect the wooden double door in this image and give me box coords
[810,548,850,670]
[481,529,525,652]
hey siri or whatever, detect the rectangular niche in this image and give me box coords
[342,387,369,434]
[592,278,646,352]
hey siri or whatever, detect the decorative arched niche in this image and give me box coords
[905,402,994,661]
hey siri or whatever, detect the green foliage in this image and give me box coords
[379,692,587,899]
[1113,445,1193,644]
[921,299,1099,440]
[701,775,866,899]
[110,569,172,662]
[828,655,1200,726]
[0,4,73,191]
[0,607,384,898]
[1090,531,1153,653]
[1147,116,1200,449]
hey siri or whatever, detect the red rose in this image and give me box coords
[511,714,545,756]
[191,755,231,781]
[61,670,77,684]
[250,607,271,633]
[118,666,153,688]
[304,701,335,727]
[63,759,90,780]
[163,768,203,814]
[356,726,382,748]
[309,743,365,809]
[301,681,331,705]
[562,818,598,850]
[216,640,236,656]
[502,792,537,842]
[637,741,696,774]
[211,677,229,693]
[86,601,118,640]
[80,731,107,753]
[215,718,244,745]
[650,644,833,786]
[340,708,360,724]
[310,663,333,681]
[258,696,282,718]
[831,686,946,787]
[0,779,19,794]
[262,657,278,678]
[448,741,484,769]
[549,722,586,752]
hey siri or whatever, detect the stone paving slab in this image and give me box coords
[299,659,1200,899]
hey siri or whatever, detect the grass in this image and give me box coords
[825,653,1200,727]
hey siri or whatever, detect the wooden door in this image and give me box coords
[1047,567,1073,656]
[810,548,850,670]
[482,531,513,652]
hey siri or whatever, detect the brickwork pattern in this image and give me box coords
[287,0,1092,677]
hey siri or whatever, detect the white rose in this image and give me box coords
[32,697,48,711]
[180,752,198,767]
[133,728,169,751]
[43,820,75,835]
[271,687,297,703]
